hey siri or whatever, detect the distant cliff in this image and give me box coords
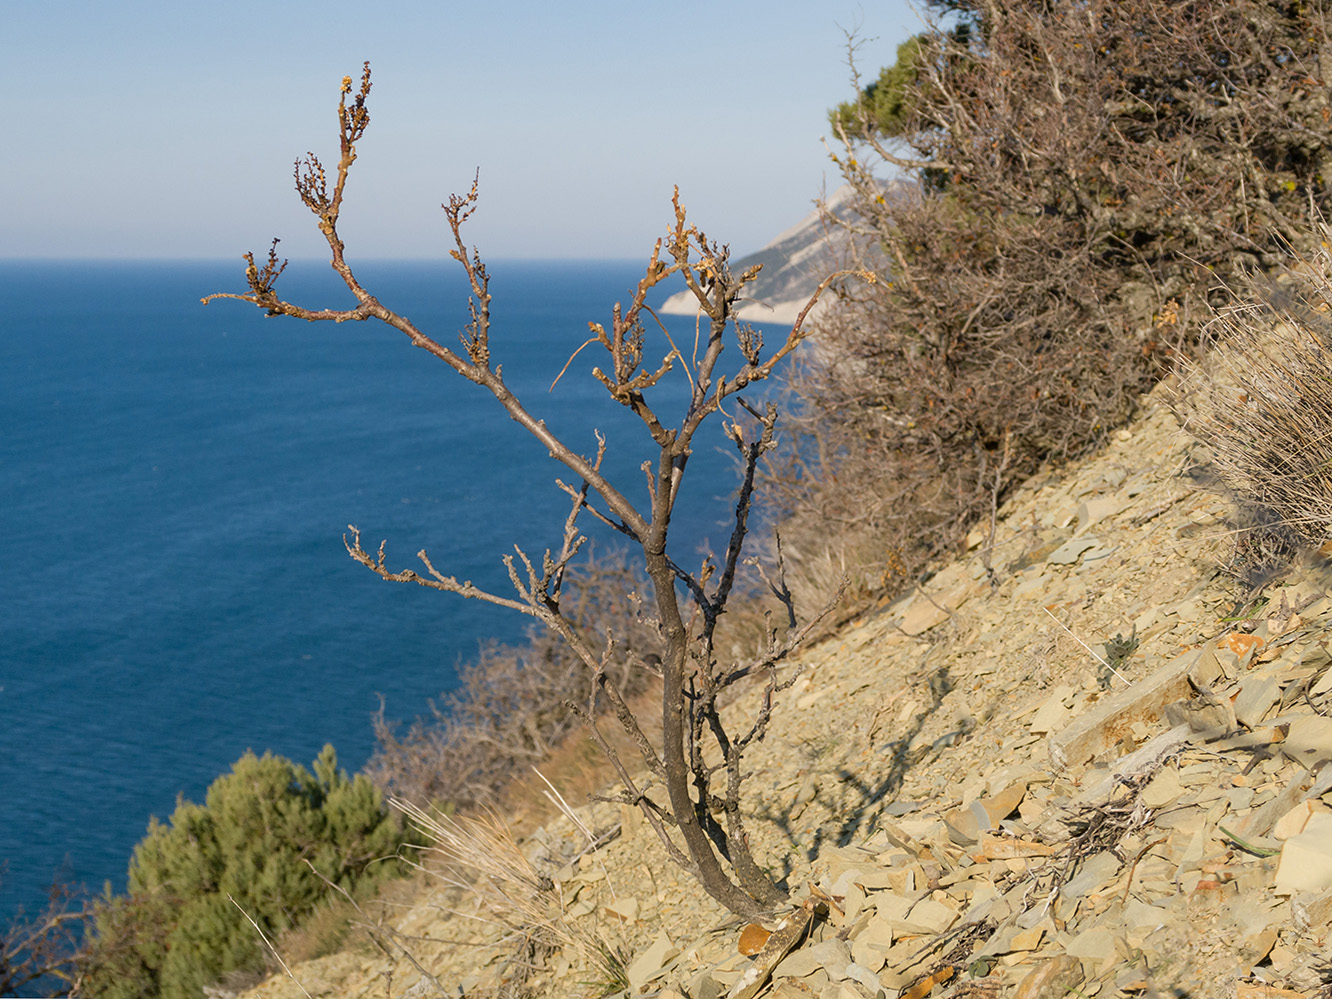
[657,184,891,325]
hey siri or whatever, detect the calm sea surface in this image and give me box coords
[0,260,750,921]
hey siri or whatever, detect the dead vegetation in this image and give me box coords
[366,552,662,813]
[772,0,1332,614]
[1173,231,1332,583]
[206,63,857,919]
[0,875,84,998]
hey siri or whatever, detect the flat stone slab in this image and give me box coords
[1049,648,1218,768]
[726,907,814,999]
[1275,812,1332,894]
[1046,537,1102,565]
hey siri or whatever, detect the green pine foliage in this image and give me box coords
[829,26,971,143]
[829,34,931,140]
[81,746,408,999]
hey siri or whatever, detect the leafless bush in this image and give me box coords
[775,0,1332,607]
[0,873,85,998]
[207,65,851,918]
[1174,232,1332,573]
[367,553,661,811]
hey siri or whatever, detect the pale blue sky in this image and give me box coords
[4,2,918,260]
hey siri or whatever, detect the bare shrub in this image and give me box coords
[0,873,85,998]
[207,65,851,918]
[1174,233,1332,573]
[367,553,661,812]
[776,0,1332,606]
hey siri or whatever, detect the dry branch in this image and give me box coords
[207,64,853,919]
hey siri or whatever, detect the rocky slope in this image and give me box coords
[240,380,1332,999]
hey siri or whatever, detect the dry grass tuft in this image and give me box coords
[394,800,565,940]
[271,895,359,967]
[392,794,624,996]
[395,800,570,997]
[1175,232,1332,573]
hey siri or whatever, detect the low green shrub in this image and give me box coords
[81,746,408,999]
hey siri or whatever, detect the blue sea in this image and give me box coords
[0,260,754,924]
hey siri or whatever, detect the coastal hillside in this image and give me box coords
[143,4,1332,992]
[16,1,1332,993]
[238,378,1332,999]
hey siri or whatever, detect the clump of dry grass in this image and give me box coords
[393,793,622,996]
[395,800,566,941]
[1175,231,1332,572]
[271,894,359,967]
[395,800,566,997]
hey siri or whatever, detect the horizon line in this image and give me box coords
[0,255,654,265]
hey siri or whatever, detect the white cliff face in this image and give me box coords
[656,184,900,325]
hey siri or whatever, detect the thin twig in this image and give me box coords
[531,766,620,901]
[1042,607,1133,686]
[227,894,314,999]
